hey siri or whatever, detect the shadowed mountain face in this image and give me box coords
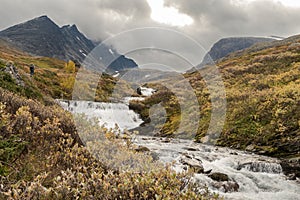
[201,37,275,65]
[0,15,137,71]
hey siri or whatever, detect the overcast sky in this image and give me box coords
[1,0,300,69]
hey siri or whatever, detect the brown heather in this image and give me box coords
[0,88,220,200]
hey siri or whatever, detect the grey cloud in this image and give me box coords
[166,0,300,37]
[0,0,300,68]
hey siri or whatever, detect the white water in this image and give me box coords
[58,100,143,131]
[58,100,300,199]
[134,136,300,200]
[139,87,156,96]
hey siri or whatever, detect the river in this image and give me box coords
[58,99,300,200]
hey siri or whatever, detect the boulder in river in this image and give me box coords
[161,138,171,143]
[208,172,239,192]
[209,172,229,182]
[212,181,239,193]
[134,146,150,152]
[280,157,300,179]
[180,157,204,173]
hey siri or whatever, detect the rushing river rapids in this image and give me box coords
[134,136,300,200]
[58,99,300,200]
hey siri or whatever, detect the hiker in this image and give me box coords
[29,64,35,76]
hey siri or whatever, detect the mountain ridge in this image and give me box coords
[201,37,276,66]
[0,15,137,71]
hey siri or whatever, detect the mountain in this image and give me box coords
[0,15,137,71]
[0,20,212,199]
[201,37,275,65]
[130,33,300,159]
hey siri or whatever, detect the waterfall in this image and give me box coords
[238,161,283,174]
[57,99,300,200]
[58,100,143,131]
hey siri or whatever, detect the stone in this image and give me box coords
[204,169,212,174]
[180,152,193,159]
[150,152,159,161]
[212,181,239,193]
[208,172,229,182]
[134,146,150,152]
[183,147,198,151]
[287,173,297,180]
[246,144,256,151]
[161,138,171,143]
[180,157,204,174]
[280,157,300,179]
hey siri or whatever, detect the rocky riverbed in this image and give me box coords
[58,99,300,200]
[133,136,300,200]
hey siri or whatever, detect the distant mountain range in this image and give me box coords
[201,37,276,66]
[0,15,137,72]
[0,16,285,72]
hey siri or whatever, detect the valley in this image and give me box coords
[0,15,300,200]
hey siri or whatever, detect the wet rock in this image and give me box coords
[287,173,297,180]
[134,146,150,152]
[161,138,171,143]
[183,147,198,151]
[209,172,229,182]
[150,152,159,161]
[194,157,202,162]
[212,181,239,193]
[137,87,142,95]
[180,157,204,173]
[180,152,193,159]
[245,144,256,152]
[280,157,300,179]
[204,169,212,174]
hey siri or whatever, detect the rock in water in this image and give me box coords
[212,181,240,193]
[134,146,150,152]
[209,172,229,182]
[180,157,204,173]
[280,157,300,179]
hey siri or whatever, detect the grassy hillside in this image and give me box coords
[131,36,300,158]
[0,40,218,199]
[0,38,68,101]
[0,39,135,103]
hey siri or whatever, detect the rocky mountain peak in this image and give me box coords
[0,16,137,71]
